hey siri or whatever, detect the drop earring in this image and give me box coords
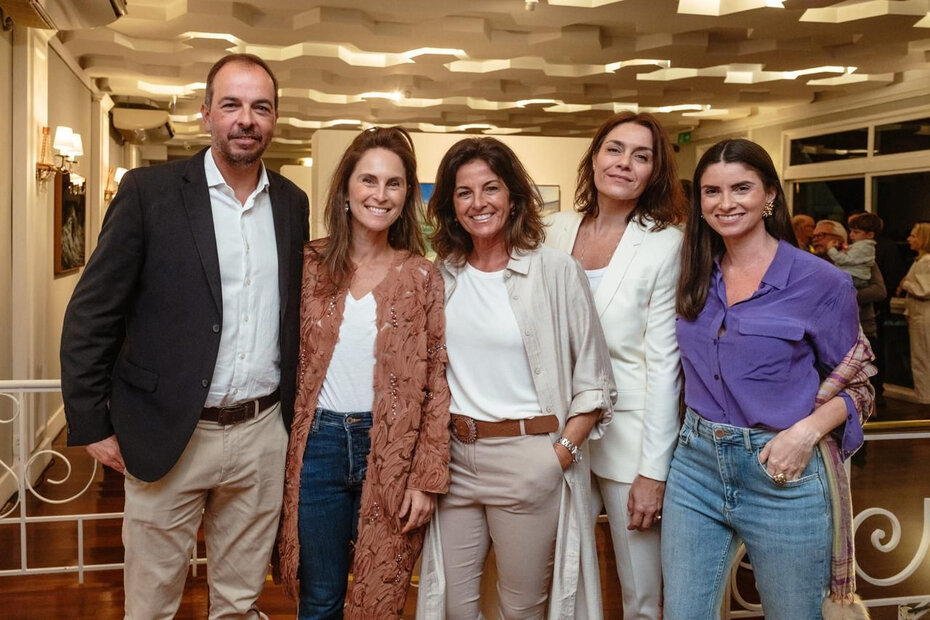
[345,200,350,214]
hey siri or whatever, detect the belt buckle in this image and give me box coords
[451,416,477,444]
[216,402,253,425]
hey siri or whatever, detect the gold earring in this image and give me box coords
[762,200,774,218]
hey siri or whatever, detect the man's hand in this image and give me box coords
[86,435,126,474]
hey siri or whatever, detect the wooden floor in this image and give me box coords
[1,397,928,619]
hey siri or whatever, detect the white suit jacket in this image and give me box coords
[546,211,683,483]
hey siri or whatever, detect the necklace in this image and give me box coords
[578,216,624,267]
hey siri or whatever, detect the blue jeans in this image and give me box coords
[661,409,832,620]
[297,408,373,620]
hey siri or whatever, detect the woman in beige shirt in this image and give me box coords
[416,137,615,620]
[276,127,450,619]
[899,222,930,403]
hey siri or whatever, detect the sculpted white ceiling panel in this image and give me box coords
[48,0,930,158]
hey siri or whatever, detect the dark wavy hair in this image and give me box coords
[317,127,425,291]
[677,138,796,320]
[427,137,545,265]
[574,111,686,229]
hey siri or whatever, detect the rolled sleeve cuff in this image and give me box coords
[833,392,864,459]
[569,386,616,441]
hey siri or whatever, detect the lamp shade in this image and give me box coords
[68,134,84,158]
[52,126,74,152]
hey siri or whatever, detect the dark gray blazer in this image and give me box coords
[60,148,309,482]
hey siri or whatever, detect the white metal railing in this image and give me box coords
[0,380,205,584]
[2,381,929,616]
[725,422,930,618]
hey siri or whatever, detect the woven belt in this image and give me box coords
[201,389,280,425]
[450,413,559,444]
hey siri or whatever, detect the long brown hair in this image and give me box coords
[677,139,796,320]
[317,127,425,291]
[575,111,686,229]
[427,137,545,266]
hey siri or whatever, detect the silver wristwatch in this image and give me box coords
[556,436,582,463]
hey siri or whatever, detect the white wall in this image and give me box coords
[309,129,590,239]
[0,22,14,476]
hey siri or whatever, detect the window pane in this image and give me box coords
[875,117,930,156]
[873,171,930,396]
[791,177,864,223]
[789,129,869,165]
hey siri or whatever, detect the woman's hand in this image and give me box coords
[553,442,573,470]
[758,418,821,482]
[399,489,436,534]
[627,475,666,531]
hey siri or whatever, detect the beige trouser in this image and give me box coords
[907,298,930,403]
[590,475,662,620]
[437,433,564,620]
[123,402,287,620]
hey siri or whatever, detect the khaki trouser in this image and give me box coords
[436,433,563,620]
[123,402,287,620]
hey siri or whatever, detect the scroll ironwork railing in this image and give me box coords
[2,380,929,616]
[0,380,206,583]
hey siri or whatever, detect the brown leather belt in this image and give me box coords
[450,413,559,444]
[201,389,280,425]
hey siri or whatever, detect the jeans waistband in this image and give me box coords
[684,408,780,451]
[314,407,372,428]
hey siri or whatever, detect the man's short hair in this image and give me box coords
[848,212,884,235]
[814,219,848,241]
[204,54,279,111]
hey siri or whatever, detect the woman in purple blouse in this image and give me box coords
[662,139,864,619]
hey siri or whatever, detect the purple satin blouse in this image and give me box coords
[675,240,863,454]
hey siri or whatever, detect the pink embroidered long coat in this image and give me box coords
[276,244,451,618]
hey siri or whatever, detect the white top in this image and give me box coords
[584,266,607,293]
[445,264,542,421]
[902,253,930,301]
[318,292,378,412]
[203,148,280,407]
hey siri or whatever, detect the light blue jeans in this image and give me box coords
[661,409,832,620]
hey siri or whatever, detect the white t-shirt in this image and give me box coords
[317,291,377,412]
[445,264,542,422]
[584,266,607,294]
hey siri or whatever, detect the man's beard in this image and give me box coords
[216,132,269,167]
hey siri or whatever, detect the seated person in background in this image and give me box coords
[826,214,877,288]
[792,213,815,251]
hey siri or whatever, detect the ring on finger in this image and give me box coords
[773,472,787,485]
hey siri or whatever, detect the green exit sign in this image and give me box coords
[678,131,692,145]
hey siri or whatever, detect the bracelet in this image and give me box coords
[556,436,582,463]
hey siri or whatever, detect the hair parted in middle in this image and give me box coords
[575,111,687,229]
[316,126,425,292]
[427,137,545,265]
[677,138,796,320]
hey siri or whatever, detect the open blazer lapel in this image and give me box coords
[593,219,646,317]
[268,175,292,321]
[181,149,223,313]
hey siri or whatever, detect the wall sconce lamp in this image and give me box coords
[104,166,128,201]
[36,125,84,182]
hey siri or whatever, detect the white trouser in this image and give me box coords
[590,474,663,620]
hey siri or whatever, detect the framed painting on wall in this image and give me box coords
[54,172,86,276]
[537,185,560,214]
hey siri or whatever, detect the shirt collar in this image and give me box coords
[204,147,269,194]
[442,248,532,278]
[712,238,794,291]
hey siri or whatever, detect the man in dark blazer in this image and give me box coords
[60,54,308,618]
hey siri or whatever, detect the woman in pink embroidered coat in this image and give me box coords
[276,127,450,619]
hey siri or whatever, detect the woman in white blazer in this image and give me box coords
[546,111,686,619]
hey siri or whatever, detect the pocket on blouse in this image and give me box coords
[736,318,805,380]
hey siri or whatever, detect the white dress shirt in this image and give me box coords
[203,148,280,407]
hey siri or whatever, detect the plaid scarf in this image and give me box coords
[815,326,876,617]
